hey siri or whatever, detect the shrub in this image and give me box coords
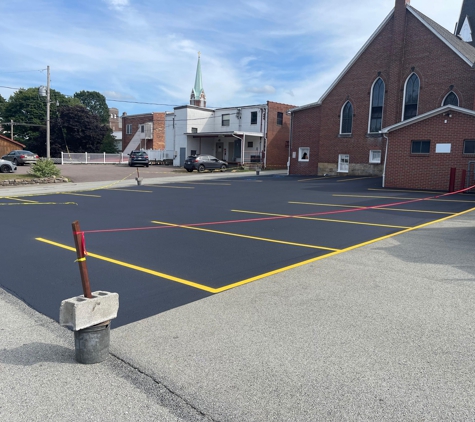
[29,158,61,178]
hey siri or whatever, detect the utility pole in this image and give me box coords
[10,120,13,141]
[46,65,50,159]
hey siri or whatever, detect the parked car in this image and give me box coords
[0,158,17,173]
[1,150,39,166]
[128,151,149,167]
[184,155,228,172]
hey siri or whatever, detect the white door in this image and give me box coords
[338,154,349,173]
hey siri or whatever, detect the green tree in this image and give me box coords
[0,94,6,127]
[101,130,119,153]
[1,87,76,149]
[73,90,110,125]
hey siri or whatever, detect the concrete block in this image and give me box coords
[60,291,119,331]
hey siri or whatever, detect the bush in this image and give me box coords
[29,158,61,178]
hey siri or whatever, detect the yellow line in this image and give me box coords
[151,220,339,251]
[298,177,327,182]
[289,201,455,215]
[4,197,39,203]
[35,206,475,294]
[63,193,102,197]
[35,238,217,293]
[337,176,378,182]
[333,194,475,203]
[211,205,475,292]
[106,188,153,193]
[231,209,410,229]
[0,202,77,206]
[176,182,231,186]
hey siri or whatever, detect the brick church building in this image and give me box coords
[289,0,475,191]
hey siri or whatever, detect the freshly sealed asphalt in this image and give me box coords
[1,169,475,421]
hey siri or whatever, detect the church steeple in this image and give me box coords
[190,52,206,107]
[455,0,475,47]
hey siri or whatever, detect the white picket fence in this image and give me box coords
[60,150,175,165]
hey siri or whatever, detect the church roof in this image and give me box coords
[289,3,475,113]
[193,54,204,97]
[455,0,475,47]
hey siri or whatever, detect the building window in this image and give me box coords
[403,73,420,120]
[222,114,230,126]
[340,101,353,134]
[126,124,132,134]
[191,127,198,133]
[251,111,257,125]
[411,140,430,154]
[247,141,253,148]
[298,147,309,161]
[140,125,145,133]
[369,150,381,163]
[277,112,283,125]
[369,78,385,132]
[443,91,459,106]
[464,140,475,154]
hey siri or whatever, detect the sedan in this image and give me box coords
[184,155,228,172]
[2,150,39,166]
[0,158,17,173]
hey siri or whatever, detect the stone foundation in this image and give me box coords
[1,176,69,187]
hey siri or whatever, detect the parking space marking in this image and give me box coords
[176,182,232,186]
[231,209,411,229]
[147,185,195,189]
[35,206,475,295]
[333,194,475,204]
[152,220,339,251]
[64,193,102,197]
[106,188,154,193]
[4,197,39,203]
[289,201,456,215]
[35,238,217,293]
[337,176,379,182]
[298,177,328,182]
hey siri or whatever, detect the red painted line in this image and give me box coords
[81,184,475,235]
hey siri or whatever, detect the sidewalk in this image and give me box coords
[1,173,475,420]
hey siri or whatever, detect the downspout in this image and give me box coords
[382,132,389,188]
[287,111,293,176]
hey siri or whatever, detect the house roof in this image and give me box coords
[380,105,475,133]
[289,3,475,114]
[0,134,25,148]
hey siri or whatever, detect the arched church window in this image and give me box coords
[403,73,420,120]
[369,78,385,132]
[341,101,353,134]
[443,91,459,106]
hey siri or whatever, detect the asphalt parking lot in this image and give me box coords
[2,174,475,328]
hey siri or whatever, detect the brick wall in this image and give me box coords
[289,4,475,185]
[121,113,166,151]
[385,111,475,191]
[266,101,295,169]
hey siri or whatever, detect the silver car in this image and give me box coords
[2,150,39,166]
[0,158,17,173]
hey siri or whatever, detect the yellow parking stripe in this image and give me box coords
[289,201,455,215]
[35,238,217,293]
[151,220,339,251]
[176,182,231,186]
[333,194,475,204]
[4,197,39,203]
[337,177,378,182]
[298,177,327,182]
[64,193,102,197]
[106,188,153,193]
[231,209,410,229]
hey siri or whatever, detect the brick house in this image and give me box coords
[289,0,475,191]
[121,112,166,154]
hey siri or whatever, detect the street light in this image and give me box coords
[39,65,50,158]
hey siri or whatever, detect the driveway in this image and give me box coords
[13,163,184,183]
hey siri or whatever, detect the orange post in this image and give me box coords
[72,220,92,298]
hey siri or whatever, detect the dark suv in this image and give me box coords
[128,151,149,167]
[184,155,228,172]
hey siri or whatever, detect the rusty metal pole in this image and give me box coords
[72,220,92,298]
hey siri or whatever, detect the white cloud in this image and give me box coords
[103,0,129,10]
[246,85,276,94]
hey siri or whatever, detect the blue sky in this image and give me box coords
[0,0,463,115]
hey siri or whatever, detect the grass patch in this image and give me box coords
[0,173,38,182]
